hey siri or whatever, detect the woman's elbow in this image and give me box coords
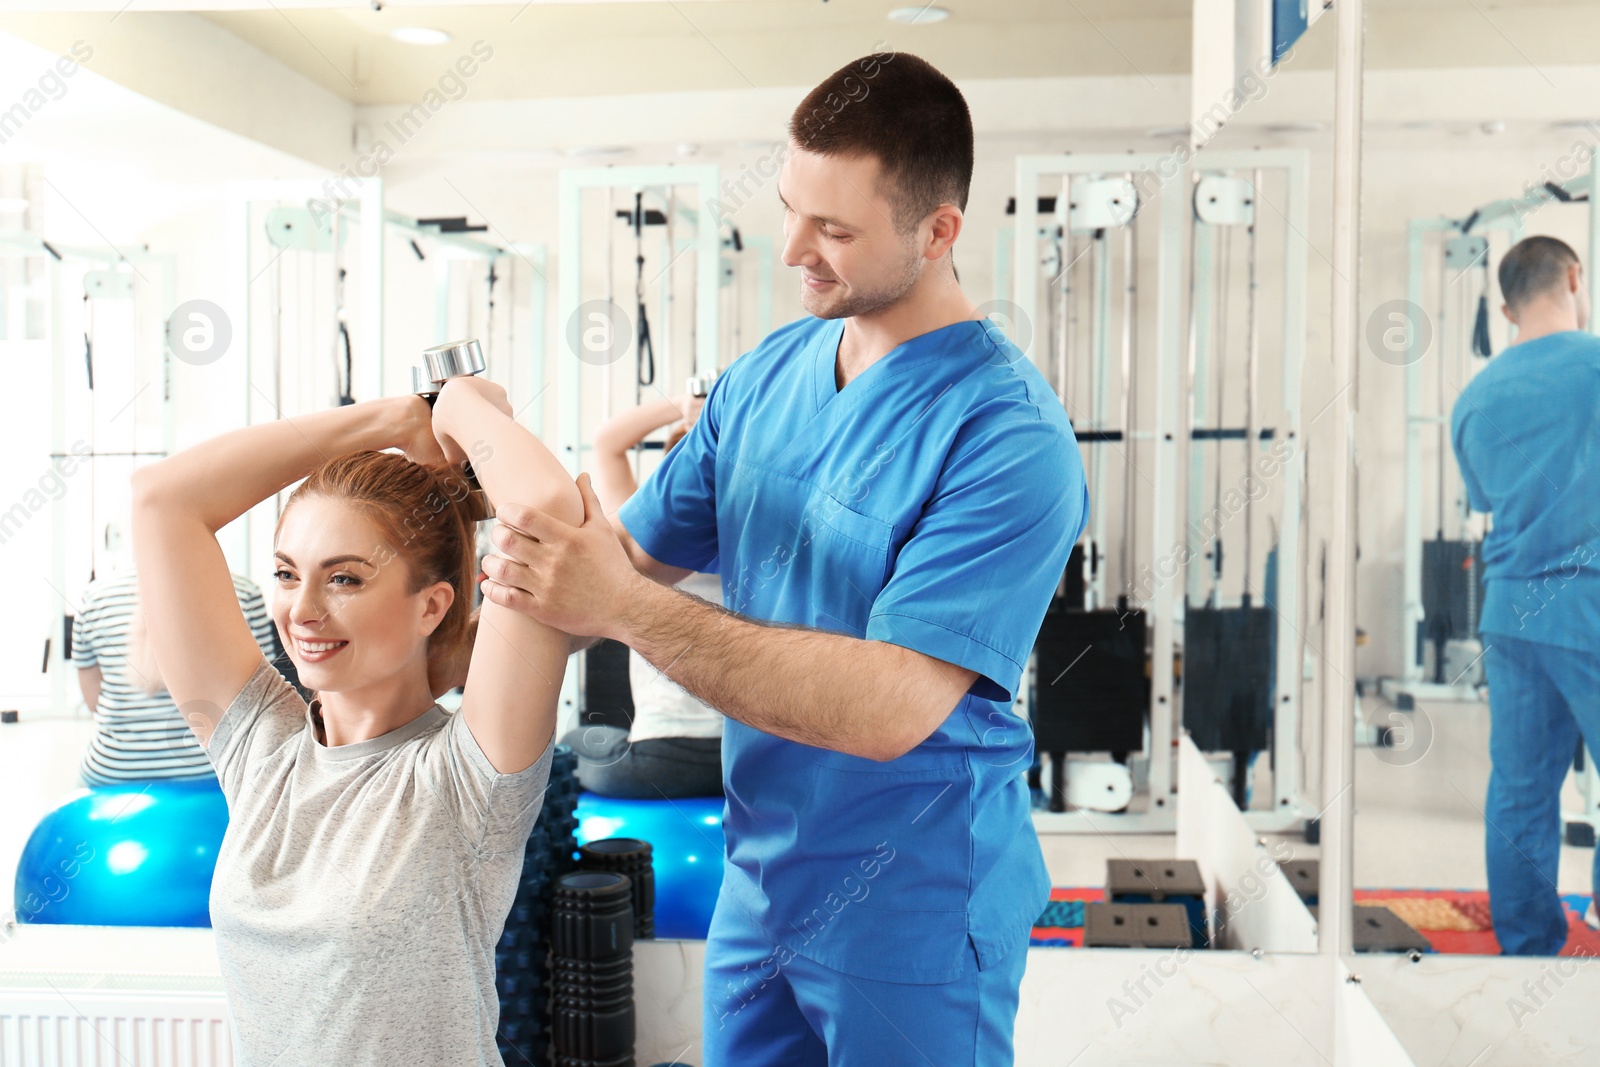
[130,466,167,514]
[131,463,211,535]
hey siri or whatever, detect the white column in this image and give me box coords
[1319,0,1366,960]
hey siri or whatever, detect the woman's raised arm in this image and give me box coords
[130,396,437,744]
[430,378,582,773]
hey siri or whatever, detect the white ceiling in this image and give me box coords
[195,1,1191,105]
[1,0,1598,209]
[2,1,1597,106]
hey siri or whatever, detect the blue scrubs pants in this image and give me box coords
[1483,634,1600,955]
[701,893,1028,1066]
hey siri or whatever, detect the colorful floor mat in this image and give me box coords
[1030,887,1105,947]
[1351,889,1600,957]
[1030,887,1600,956]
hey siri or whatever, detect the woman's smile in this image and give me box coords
[293,636,349,663]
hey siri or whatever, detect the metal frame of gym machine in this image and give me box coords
[1183,149,1313,833]
[555,165,723,734]
[1011,150,1315,835]
[226,179,384,581]
[1011,153,1185,834]
[1380,170,1600,708]
[0,230,178,718]
[1376,164,1600,843]
[1378,208,1524,709]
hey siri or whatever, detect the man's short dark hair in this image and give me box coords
[788,51,973,234]
[1499,235,1581,311]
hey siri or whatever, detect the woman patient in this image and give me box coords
[131,376,579,1067]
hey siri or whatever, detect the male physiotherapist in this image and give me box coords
[1451,235,1600,956]
[483,53,1087,1063]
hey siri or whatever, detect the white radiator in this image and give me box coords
[0,927,233,1067]
[0,980,232,1067]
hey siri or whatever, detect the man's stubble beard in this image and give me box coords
[802,242,924,321]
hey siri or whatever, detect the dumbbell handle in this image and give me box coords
[413,338,492,521]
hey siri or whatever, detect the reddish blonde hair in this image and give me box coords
[277,451,477,695]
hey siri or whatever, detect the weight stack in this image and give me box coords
[578,838,656,940]
[551,871,637,1067]
[1183,603,1274,808]
[1420,539,1486,682]
[497,743,583,1067]
[1030,605,1149,812]
[1031,608,1149,754]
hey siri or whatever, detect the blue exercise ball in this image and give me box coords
[576,793,725,939]
[14,778,228,927]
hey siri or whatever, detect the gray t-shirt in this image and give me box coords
[206,658,552,1066]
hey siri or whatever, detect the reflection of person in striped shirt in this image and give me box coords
[72,570,278,784]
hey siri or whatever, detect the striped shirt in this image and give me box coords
[71,570,278,784]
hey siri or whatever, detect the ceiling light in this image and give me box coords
[0,197,30,214]
[888,6,950,25]
[565,146,632,159]
[389,27,452,46]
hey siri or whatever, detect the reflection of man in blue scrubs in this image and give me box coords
[1451,235,1600,956]
[486,52,1085,1062]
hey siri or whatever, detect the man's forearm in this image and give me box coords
[615,580,922,760]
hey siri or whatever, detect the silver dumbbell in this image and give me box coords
[413,338,487,403]
[413,338,492,522]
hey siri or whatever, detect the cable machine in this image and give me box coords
[1380,221,1510,709]
[556,165,722,737]
[574,194,771,738]
[1377,165,1600,846]
[1181,152,1310,825]
[1008,150,1314,835]
[0,231,177,718]
[1011,153,1185,833]
[1025,174,1149,815]
[1380,203,1537,708]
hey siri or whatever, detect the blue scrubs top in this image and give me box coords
[1451,330,1600,649]
[619,315,1087,983]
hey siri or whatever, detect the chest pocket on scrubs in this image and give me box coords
[799,491,893,635]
